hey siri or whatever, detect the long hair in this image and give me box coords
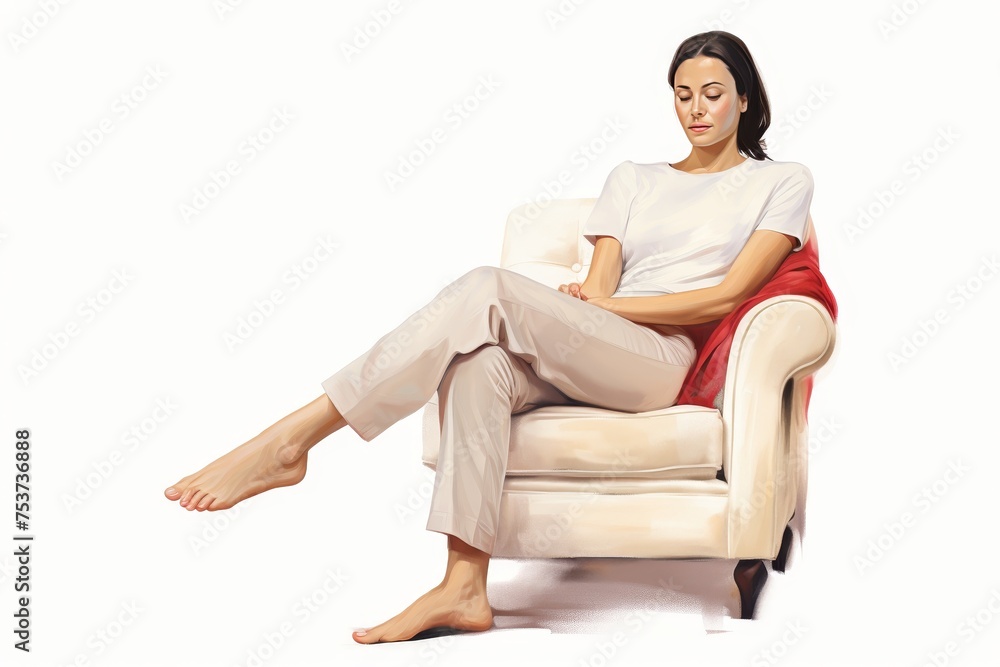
[667,31,771,161]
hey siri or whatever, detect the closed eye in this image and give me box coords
[678,95,721,102]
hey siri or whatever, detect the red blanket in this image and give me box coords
[675,231,838,412]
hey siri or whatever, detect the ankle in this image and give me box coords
[273,397,342,462]
[441,561,488,595]
[275,438,306,465]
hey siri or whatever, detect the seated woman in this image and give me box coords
[163,30,814,644]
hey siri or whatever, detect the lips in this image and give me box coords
[690,124,711,130]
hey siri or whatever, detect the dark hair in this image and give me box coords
[667,31,771,161]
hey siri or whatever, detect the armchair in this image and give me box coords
[420,198,838,620]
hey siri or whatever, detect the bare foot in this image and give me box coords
[352,580,494,644]
[164,395,344,511]
[163,427,308,512]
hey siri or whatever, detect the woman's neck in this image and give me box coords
[673,142,746,174]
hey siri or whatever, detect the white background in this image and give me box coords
[2,1,999,665]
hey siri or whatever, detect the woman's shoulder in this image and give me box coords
[607,159,640,173]
[754,158,813,178]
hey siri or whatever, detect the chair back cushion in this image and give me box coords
[500,198,598,287]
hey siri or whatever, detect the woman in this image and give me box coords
[163,30,815,644]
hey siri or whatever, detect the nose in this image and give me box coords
[691,97,705,119]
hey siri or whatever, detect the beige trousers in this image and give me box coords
[321,265,696,554]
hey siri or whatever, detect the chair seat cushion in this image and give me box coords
[422,401,723,480]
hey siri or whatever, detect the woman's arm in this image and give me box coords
[579,236,623,298]
[590,229,796,326]
[561,235,624,298]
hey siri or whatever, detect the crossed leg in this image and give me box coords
[163,265,695,643]
[163,346,577,643]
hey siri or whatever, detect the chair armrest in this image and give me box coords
[722,295,837,559]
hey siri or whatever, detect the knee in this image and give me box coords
[435,266,505,316]
[457,265,507,295]
[462,265,503,282]
[440,346,514,393]
[447,345,511,380]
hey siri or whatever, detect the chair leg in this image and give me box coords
[773,525,793,573]
[734,559,767,620]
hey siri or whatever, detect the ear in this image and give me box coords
[740,94,748,112]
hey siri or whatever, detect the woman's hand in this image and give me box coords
[558,283,616,312]
[557,282,588,300]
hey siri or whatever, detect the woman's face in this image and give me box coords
[673,55,747,148]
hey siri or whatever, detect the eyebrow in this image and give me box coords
[675,82,726,90]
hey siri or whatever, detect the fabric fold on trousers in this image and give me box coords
[320,265,696,553]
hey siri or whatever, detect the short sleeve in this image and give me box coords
[582,161,637,246]
[755,165,814,252]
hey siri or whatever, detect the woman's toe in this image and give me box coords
[178,487,197,506]
[186,490,208,511]
[353,629,376,644]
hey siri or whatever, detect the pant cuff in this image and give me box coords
[320,374,382,442]
[426,510,496,555]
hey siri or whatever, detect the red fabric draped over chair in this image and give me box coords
[675,231,839,412]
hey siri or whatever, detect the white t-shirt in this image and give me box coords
[581,158,814,296]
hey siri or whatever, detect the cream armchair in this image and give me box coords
[420,198,837,619]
